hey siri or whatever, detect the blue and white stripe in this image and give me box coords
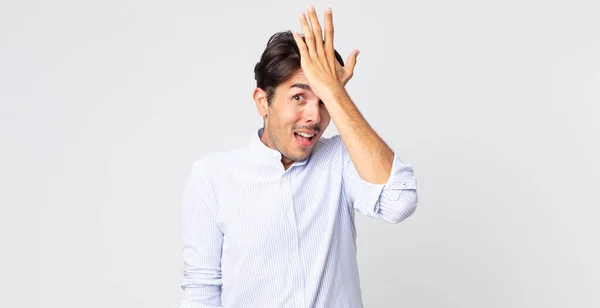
[178,128,418,308]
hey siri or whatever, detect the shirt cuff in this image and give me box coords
[374,153,417,212]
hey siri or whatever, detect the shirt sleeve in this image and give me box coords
[341,140,418,224]
[177,158,224,308]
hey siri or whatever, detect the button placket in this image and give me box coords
[281,172,304,305]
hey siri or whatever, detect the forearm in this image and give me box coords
[322,87,394,184]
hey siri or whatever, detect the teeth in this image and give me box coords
[297,132,315,138]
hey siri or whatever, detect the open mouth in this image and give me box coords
[294,131,317,147]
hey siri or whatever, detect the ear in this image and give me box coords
[253,88,269,117]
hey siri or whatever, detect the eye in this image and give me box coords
[293,94,304,102]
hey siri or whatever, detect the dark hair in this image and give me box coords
[254,30,344,105]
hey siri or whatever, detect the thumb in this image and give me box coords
[345,49,359,73]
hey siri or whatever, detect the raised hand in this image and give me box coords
[292,7,358,100]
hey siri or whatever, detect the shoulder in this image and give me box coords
[317,134,343,149]
[314,134,346,156]
[189,146,248,176]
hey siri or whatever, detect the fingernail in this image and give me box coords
[308,6,314,12]
[298,12,305,19]
[326,7,332,13]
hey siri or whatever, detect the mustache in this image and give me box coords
[292,125,321,133]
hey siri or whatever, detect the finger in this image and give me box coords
[323,7,336,72]
[292,32,310,63]
[298,13,317,59]
[306,6,326,61]
[345,49,360,74]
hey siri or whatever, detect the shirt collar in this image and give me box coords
[249,127,312,167]
[249,127,283,161]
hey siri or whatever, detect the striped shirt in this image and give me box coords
[178,128,418,308]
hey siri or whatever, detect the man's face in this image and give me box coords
[259,69,331,167]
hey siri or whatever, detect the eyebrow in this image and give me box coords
[290,83,323,104]
[290,83,311,90]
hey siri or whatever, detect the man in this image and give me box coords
[178,6,418,308]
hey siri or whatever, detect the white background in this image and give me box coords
[1,0,599,307]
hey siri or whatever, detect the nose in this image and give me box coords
[304,101,321,124]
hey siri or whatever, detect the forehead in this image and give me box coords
[272,69,316,104]
[282,69,308,88]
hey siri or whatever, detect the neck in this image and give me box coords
[260,129,294,170]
